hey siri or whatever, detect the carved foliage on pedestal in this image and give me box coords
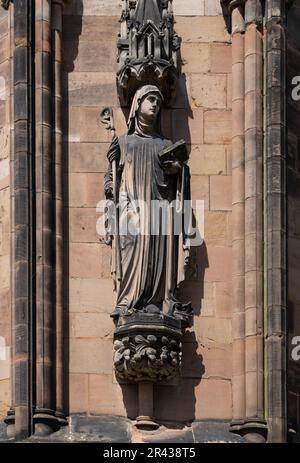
[117,0,181,106]
[114,333,182,382]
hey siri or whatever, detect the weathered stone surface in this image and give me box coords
[70,243,103,279]
[189,145,226,176]
[190,175,210,210]
[181,43,210,73]
[71,313,114,339]
[69,373,89,413]
[204,211,229,245]
[172,108,204,144]
[70,338,113,374]
[204,110,232,144]
[173,0,205,16]
[195,379,232,420]
[210,175,232,211]
[192,421,244,443]
[70,415,131,443]
[68,143,109,173]
[195,317,232,344]
[190,74,227,109]
[69,278,115,313]
[203,245,232,283]
[69,172,104,207]
[211,44,232,73]
[175,16,230,43]
[204,1,223,16]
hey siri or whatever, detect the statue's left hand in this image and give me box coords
[162,159,182,175]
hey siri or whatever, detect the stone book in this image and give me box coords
[158,139,189,165]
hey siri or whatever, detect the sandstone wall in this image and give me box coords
[62,0,233,421]
[0,6,11,420]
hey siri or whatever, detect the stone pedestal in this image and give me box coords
[114,314,183,384]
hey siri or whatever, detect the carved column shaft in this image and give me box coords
[230,3,246,427]
[265,0,288,443]
[243,0,265,439]
[52,0,65,427]
[13,0,35,439]
[34,0,57,435]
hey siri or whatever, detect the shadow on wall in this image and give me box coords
[61,0,84,417]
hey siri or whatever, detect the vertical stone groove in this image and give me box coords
[265,0,287,444]
[230,4,246,429]
[12,0,35,439]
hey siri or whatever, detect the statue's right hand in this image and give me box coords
[107,136,121,164]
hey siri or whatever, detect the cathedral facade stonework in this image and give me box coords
[0,0,299,443]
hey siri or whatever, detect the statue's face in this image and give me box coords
[139,93,162,122]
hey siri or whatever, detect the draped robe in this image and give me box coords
[116,132,175,313]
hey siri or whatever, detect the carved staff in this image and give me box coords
[100,107,122,288]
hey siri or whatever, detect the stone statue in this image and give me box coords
[104,85,193,329]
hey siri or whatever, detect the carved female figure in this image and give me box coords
[105,85,192,325]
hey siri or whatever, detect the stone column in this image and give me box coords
[243,0,266,442]
[229,0,246,433]
[52,0,66,427]
[265,0,288,443]
[33,0,57,436]
[12,0,35,439]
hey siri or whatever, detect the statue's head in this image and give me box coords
[127,85,164,135]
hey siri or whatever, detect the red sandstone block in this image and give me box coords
[68,72,118,107]
[154,379,199,422]
[195,379,232,420]
[204,211,228,245]
[79,107,111,143]
[190,74,227,109]
[63,16,119,42]
[227,74,232,110]
[200,343,232,379]
[0,289,10,344]
[0,34,9,65]
[69,143,109,174]
[204,110,231,144]
[211,44,232,74]
[69,278,116,313]
[0,18,9,39]
[0,379,10,420]
[216,282,232,318]
[89,374,138,418]
[0,255,9,290]
[210,176,232,211]
[195,316,232,344]
[70,207,100,243]
[75,41,118,73]
[69,172,104,207]
[190,175,209,210]
[69,373,89,413]
[175,17,230,43]
[181,43,210,73]
[70,338,113,374]
[172,108,204,144]
[70,243,102,279]
[71,313,114,339]
[189,145,226,176]
[226,147,232,175]
[203,245,232,283]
